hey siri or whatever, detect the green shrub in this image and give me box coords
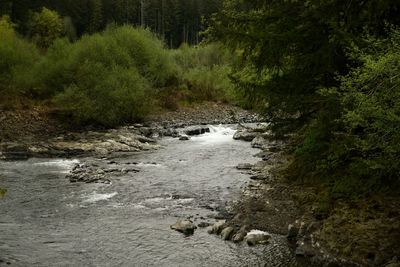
[106,26,177,86]
[170,43,239,103]
[55,66,151,126]
[172,43,231,70]
[0,16,39,94]
[182,65,235,102]
[31,26,176,126]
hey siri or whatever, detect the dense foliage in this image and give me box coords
[171,43,236,103]
[0,18,236,125]
[208,0,400,197]
[322,32,400,197]
[0,16,39,94]
[32,26,176,126]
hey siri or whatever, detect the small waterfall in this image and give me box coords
[193,125,236,144]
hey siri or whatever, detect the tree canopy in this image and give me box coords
[208,0,400,196]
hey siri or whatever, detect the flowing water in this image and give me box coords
[0,125,308,266]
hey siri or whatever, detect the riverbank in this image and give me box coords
[0,102,260,160]
[218,126,400,267]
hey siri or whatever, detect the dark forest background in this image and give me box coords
[0,0,221,47]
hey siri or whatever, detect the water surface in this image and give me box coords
[0,125,307,266]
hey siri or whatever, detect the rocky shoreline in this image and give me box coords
[202,125,400,267]
[0,102,260,161]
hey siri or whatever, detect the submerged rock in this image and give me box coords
[170,219,197,235]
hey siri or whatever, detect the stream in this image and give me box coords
[0,125,307,266]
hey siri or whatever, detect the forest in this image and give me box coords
[1,0,400,266]
[0,0,221,47]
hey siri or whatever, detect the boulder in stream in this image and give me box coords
[244,230,271,246]
[207,220,227,235]
[232,231,247,243]
[233,130,258,142]
[170,219,197,235]
[236,163,253,170]
[251,135,268,149]
[184,126,210,136]
[179,135,190,141]
[220,227,235,240]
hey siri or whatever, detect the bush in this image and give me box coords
[172,43,231,70]
[0,16,39,95]
[105,26,177,86]
[55,66,151,126]
[182,65,235,101]
[32,26,176,126]
[170,43,238,103]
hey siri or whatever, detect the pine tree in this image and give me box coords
[88,0,103,33]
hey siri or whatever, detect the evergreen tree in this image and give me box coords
[88,0,103,33]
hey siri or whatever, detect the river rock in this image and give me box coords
[197,222,211,228]
[251,135,267,149]
[163,128,179,137]
[0,143,31,160]
[250,173,270,181]
[233,130,258,142]
[232,231,247,243]
[220,227,235,240]
[295,243,316,257]
[184,126,210,136]
[179,135,190,141]
[244,230,271,246]
[136,135,156,143]
[287,223,300,240]
[170,219,197,235]
[236,163,253,170]
[207,220,226,235]
[386,263,400,267]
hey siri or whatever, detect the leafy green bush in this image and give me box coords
[181,65,234,101]
[172,43,231,70]
[55,66,151,126]
[170,43,238,103]
[0,16,39,94]
[106,26,177,86]
[30,26,177,125]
